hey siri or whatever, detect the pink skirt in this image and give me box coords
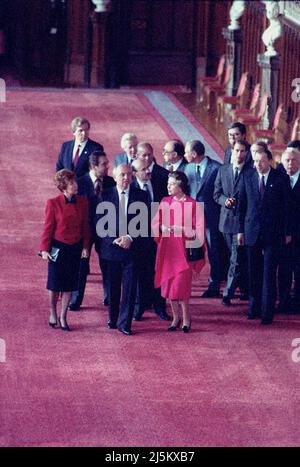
[161,268,193,300]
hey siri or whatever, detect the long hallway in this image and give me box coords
[1,88,300,447]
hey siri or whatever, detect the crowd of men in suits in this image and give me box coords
[55,116,300,333]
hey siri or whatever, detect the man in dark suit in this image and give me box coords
[237,148,291,324]
[277,148,300,314]
[56,117,103,178]
[69,151,115,311]
[131,158,171,321]
[136,141,169,199]
[95,164,149,335]
[224,122,252,167]
[162,140,188,172]
[214,140,249,306]
[113,132,138,166]
[184,140,224,297]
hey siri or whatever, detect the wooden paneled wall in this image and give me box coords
[240,1,266,93]
[279,17,300,123]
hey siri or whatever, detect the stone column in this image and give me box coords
[88,1,112,88]
[222,0,245,96]
[257,1,282,128]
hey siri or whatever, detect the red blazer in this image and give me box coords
[40,194,90,252]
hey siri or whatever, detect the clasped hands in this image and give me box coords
[161,224,196,238]
[114,235,132,249]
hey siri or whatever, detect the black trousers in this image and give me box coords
[247,241,280,321]
[223,233,248,298]
[135,243,166,316]
[278,240,300,310]
[107,258,138,331]
[206,226,228,292]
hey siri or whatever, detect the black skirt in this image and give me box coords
[46,239,83,292]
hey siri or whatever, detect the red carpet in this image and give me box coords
[1,89,300,447]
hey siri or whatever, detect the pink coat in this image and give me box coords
[152,196,205,299]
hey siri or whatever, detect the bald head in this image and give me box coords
[132,158,151,183]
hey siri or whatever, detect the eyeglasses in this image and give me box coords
[162,149,174,154]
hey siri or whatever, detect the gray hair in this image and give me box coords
[71,117,90,133]
[120,133,138,149]
[112,163,133,178]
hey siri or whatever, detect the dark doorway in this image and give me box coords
[0,0,68,86]
[113,0,199,87]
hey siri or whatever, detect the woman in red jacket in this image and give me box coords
[40,170,90,331]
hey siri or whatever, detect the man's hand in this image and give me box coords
[81,248,89,258]
[115,236,132,249]
[285,235,292,245]
[237,233,245,246]
[225,197,236,209]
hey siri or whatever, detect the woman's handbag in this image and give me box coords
[186,246,204,262]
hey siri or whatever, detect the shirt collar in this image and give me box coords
[258,168,271,180]
[89,171,103,184]
[74,139,87,151]
[290,169,300,182]
[117,187,130,197]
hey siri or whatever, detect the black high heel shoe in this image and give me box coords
[59,318,71,332]
[168,319,181,331]
[49,321,57,328]
[182,319,191,333]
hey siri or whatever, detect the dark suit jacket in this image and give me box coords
[287,175,300,242]
[238,168,291,246]
[77,173,115,237]
[40,194,90,251]
[56,138,103,178]
[214,164,249,234]
[224,145,253,167]
[150,163,169,202]
[96,186,149,262]
[185,157,221,229]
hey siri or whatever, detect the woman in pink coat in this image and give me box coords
[152,171,205,332]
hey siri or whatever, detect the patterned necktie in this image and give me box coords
[168,164,174,172]
[73,144,81,168]
[259,175,265,198]
[94,178,102,197]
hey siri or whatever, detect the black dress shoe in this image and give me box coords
[69,302,81,311]
[201,289,221,298]
[155,310,172,321]
[103,298,109,306]
[118,327,133,336]
[133,314,143,321]
[221,296,231,306]
[107,321,117,329]
[261,318,273,325]
[49,321,57,328]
